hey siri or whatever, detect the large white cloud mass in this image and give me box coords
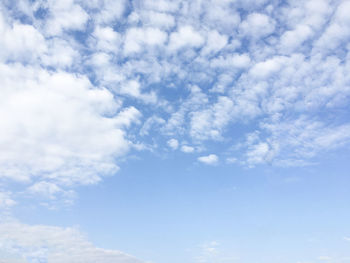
[0,64,135,186]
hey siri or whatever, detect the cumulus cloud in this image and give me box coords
[198,154,218,165]
[43,0,89,36]
[0,12,46,62]
[240,13,275,39]
[0,63,138,189]
[190,96,234,140]
[124,27,167,55]
[167,139,179,150]
[181,145,195,153]
[168,26,205,51]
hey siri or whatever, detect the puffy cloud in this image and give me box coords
[93,0,127,25]
[279,25,313,53]
[124,27,167,55]
[181,145,194,153]
[140,116,165,136]
[163,85,209,135]
[242,117,350,167]
[167,139,179,150]
[137,10,175,30]
[201,30,228,56]
[168,26,205,51]
[0,63,137,187]
[198,154,218,165]
[210,53,251,69]
[41,38,79,68]
[201,0,241,33]
[249,56,284,79]
[245,142,276,166]
[240,13,275,39]
[314,1,350,51]
[190,96,234,140]
[92,26,122,53]
[0,11,46,62]
[27,181,63,200]
[0,221,143,263]
[119,80,158,104]
[43,0,89,36]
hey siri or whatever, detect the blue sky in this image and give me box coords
[1,0,350,262]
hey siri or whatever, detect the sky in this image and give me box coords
[0,0,350,262]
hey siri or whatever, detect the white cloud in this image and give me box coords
[124,27,167,55]
[245,142,274,165]
[42,38,80,68]
[119,80,158,104]
[163,85,209,135]
[201,30,228,56]
[44,0,89,36]
[134,0,179,13]
[198,154,218,165]
[168,26,205,51]
[249,56,283,79]
[167,139,179,150]
[314,1,350,51]
[280,25,313,53]
[94,0,127,25]
[0,63,136,187]
[92,26,121,53]
[210,53,251,69]
[0,221,143,263]
[140,116,165,136]
[202,1,241,33]
[242,117,350,167]
[240,13,275,39]
[181,145,194,153]
[28,181,63,200]
[114,107,142,128]
[190,96,234,140]
[0,12,46,62]
[138,10,175,29]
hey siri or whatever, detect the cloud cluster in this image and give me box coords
[0,0,349,200]
[0,0,349,194]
